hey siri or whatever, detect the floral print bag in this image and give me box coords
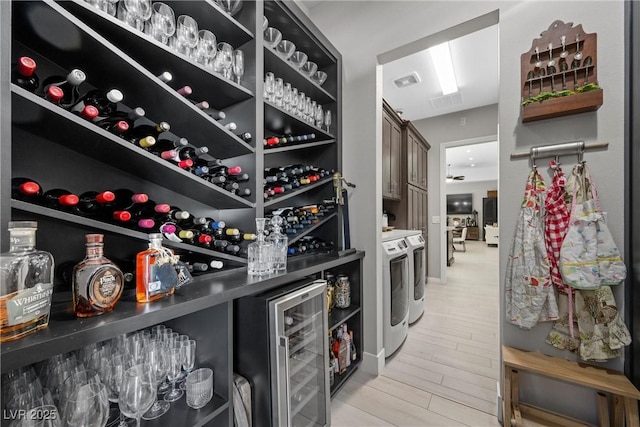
[559,163,626,290]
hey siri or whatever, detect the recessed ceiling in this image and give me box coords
[383,24,499,121]
[446,141,498,183]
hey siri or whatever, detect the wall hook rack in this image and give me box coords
[510,140,608,162]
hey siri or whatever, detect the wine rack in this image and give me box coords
[2,1,350,425]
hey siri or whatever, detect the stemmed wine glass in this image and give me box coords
[103,355,133,427]
[144,2,176,45]
[164,346,185,402]
[119,365,156,427]
[265,72,275,103]
[62,382,109,427]
[192,30,217,67]
[142,342,170,420]
[217,42,234,80]
[179,340,197,391]
[233,49,245,84]
[324,110,332,133]
[117,0,152,32]
[173,15,199,56]
[315,103,324,128]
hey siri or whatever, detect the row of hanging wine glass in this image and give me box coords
[265,72,332,132]
[83,0,245,84]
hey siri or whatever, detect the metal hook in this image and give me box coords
[555,155,560,166]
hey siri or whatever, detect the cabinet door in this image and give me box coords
[382,112,393,199]
[389,120,402,199]
[418,143,428,190]
[407,134,418,187]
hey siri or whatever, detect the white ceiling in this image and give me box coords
[382,24,499,121]
[446,141,498,183]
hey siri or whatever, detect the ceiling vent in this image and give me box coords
[430,92,463,109]
[393,71,421,88]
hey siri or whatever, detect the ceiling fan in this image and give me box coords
[446,164,465,181]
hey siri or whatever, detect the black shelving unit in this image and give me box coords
[287,212,338,245]
[2,1,348,425]
[264,176,333,207]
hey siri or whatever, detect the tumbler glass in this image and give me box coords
[185,368,213,409]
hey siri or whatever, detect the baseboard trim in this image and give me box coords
[427,276,444,285]
[361,349,385,375]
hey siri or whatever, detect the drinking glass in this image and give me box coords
[283,83,292,111]
[150,325,166,341]
[141,342,170,420]
[265,72,275,103]
[214,0,244,17]
[163,347,184,402]
[144,2,176,45]
[61,382,109,427]
[192,29,217,67]
[217,42,234,80]
[233,49,244,84]
[274,78,284,107]
[119,365,156,427]
[185,368,213,410]
[315,103,324,128]
[324,110,332,133]
[297,92,306,117]
[290,87,298,112]
[173,15,199,56]
[179,340,197,391]
[117,0,152,32]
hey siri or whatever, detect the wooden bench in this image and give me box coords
[503,345,640,427]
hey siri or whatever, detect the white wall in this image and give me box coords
[309,2,626,422]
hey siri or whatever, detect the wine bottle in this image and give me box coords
[193,154,223,168]
[76,190,116,216]
[39,69,86,109]
[44,86,64,105]
[209,165,242,177]
[224,122,237,131]
[156,71,173,83]
[12,56,39,92]
[223,182,239,192]
[201,107,226,121]
[237,132,252,142]
[94,107,145,132]
[76,105,99,121]
[176,145,208,161]
[41,188,80,210]
[175,159,194,170]
[225,173,250,183]
[11,177,42,202]
[157,206,190,223]
[149,136,188,155]
[124,121,170,147]
[71,88,123,120]
[129,200,171,221]
[176,86,210,109]
[111,189,149,211]
[231,188,252,198]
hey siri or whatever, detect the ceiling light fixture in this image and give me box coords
[471,163,476,167]
[429,42,458,95]
[469,157,474,160]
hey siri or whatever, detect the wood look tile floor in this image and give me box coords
[331,241,502,427]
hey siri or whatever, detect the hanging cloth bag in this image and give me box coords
[506,168,558,329]
[559,163,626,289]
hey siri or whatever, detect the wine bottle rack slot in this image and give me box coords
[286,212,337,245]
[263,176,333,207]
[265,138,335,153]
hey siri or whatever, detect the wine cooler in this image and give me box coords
[235,279,330,427]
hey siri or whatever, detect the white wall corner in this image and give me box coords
[361,348,386,376]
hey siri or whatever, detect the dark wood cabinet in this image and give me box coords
[466,226,480,241]
[404,121,428,190]
[382,100,403,200]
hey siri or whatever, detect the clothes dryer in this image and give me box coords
[382,237,409,357]
[406,232,426,324]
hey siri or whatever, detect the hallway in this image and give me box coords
[331,240,501,426]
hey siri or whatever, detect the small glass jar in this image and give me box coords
[333,274,351,309]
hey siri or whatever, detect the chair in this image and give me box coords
[453,227,468,252]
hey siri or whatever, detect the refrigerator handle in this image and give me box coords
[279,335,292,426]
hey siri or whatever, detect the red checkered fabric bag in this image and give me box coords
[544,161,571,294]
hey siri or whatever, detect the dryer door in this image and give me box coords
[390,254,409,326]
[413,247,425,300]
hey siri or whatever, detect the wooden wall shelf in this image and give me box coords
[520,20,602,123]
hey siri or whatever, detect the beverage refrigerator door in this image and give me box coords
[270,280,329,427]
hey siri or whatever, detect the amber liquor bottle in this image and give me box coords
[136,233,177,303]
[72,234,124,318]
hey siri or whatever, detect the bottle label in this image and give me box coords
[147,263,177,297]
[174,261,193,289]
[88,267,123,308]
[6,282,54,326]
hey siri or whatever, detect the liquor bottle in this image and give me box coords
[328,334,336,386]
[76,190,116,216]
[237,132,252,143]
[39,69,86,109]
[349,330,357,362]
[41,188,80,210]
[201,107,226,121]
[11,177,42,202]
[71,88,123,120]
[124,121,170,147]
[136,233,178,303]
[0,221,54,342]
[337,327,348,374]
[342,324,351,367]
[72,234,124,318]
[267,216,287,272]
[12,56,39,92]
